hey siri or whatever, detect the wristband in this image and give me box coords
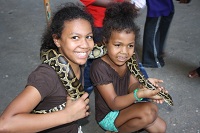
[134,88,143,101]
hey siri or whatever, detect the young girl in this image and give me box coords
[90,2,167,133]
[0,3,94,133]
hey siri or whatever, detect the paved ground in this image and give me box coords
[0,0,199,133]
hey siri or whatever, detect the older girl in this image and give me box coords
[0,3,94,133]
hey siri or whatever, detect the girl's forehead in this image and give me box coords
[61,19,92,35]
[63,19,91,30]
[111,30,135,37]
[112,29,135,34]
[109,30,136,42]
[64,18,89,24]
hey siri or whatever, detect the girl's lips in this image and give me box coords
[75,51,88,59]
[117,56,128,62]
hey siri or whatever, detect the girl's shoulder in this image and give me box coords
[91,58,112,72]
[27,64,60,97]
[30,64,57,76]
[90,58,114,85]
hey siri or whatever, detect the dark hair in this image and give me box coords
[40,3,94,51]
[102,2,140,44]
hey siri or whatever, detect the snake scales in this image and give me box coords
[32,43,173,114]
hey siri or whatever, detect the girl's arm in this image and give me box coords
[96,74,141,110]
[0,86,89,133]
[97,83,136,110]
[91,0,132,7]
[97,75,165,111]
[128,74,141,93]
[135,77,166,103]
[97,73,141,111]
[91,0,115,7]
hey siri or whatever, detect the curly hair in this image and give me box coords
[102,2,140,44]
[40,2,94,51]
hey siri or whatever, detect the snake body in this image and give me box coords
[127,54,173,106]
[32,43,173,114]
[40,49,84,99]
[32,49,85,114]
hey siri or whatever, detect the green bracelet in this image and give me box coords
[134,88,143,101]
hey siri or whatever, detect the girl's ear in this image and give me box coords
[102,37,107,45]
[52,34,61,47]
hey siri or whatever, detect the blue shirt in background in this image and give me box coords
[146,0,174,17]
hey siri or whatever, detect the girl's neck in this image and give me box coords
[73,66,81,80]
[102,55,127,77]
[67,59,81,80]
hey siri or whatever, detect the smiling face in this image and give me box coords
[106,30,135,67]
[53,18,94,67]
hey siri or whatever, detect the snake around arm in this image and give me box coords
[32,43,173,114]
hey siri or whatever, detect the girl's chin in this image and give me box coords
[78,59,88,65]
[116,61,127,66]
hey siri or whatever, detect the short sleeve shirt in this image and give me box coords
[90,58,131,122]
[27,64,78,133]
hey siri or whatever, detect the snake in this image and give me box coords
[32,43,173,114]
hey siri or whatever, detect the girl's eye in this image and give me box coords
[86,35,93,39]
[72,36,79,40]
[128,44,134,48]
[114,44,120,47]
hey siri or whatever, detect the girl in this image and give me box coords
[90,2,167,133]
[0,3,94,133]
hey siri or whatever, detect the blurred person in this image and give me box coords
[142,0,174,68]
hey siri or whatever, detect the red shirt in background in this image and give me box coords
[80,0,123,27]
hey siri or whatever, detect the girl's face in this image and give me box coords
[54,18,94,66]
[106,30,135,66]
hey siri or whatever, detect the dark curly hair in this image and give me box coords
[102,2,140,44]
[40,2,94,51]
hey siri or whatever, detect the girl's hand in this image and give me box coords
[148,78,163,87]
[138,86,162,100]
[138,86,168,104]
[147,78,168,103]
[64,93,90,122]
[150,86,166,104]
